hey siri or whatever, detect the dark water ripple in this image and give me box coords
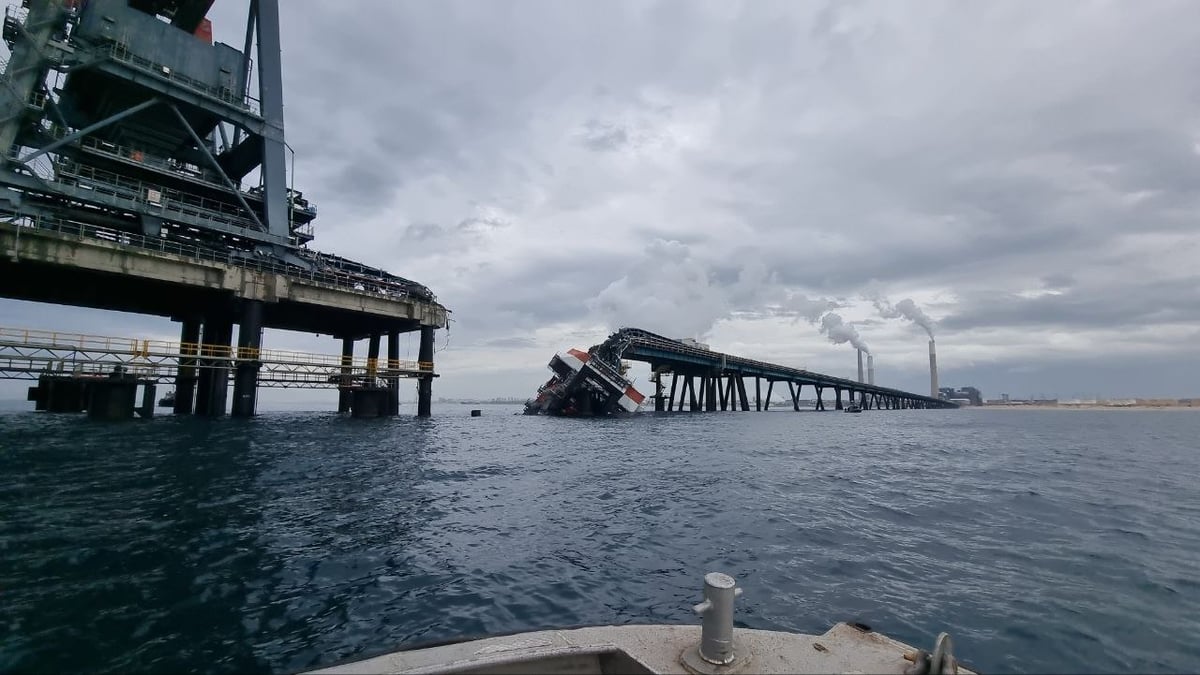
[3,407,1200,673]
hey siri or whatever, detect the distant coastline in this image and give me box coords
[980,403,1198,411]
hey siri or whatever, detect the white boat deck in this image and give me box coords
[309,622,971,675]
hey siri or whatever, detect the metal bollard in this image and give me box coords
[692,572,743,665]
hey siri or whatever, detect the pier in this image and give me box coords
[0,0,447,417]
[605,329,955,411]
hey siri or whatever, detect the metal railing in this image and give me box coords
[54,158,258,228]
[617,328,950,403]
[29,125,318,232]
[105,41,262,116]
[0,326,434,389]
[0,213,433,303]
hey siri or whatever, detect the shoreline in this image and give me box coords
[978,405,1198,411]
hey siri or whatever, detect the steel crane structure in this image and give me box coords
[0,0,447,417]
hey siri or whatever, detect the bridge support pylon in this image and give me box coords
[417,325,434,417]
[231,301,264,418]
[195,316,233,417]
[173,319,201,415]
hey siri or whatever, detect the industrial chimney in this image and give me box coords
[857,349,864,383]
[929,339,938,398]
[867,355,874,386]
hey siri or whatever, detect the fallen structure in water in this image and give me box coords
[524,347,645,417]
[525,328,955,415]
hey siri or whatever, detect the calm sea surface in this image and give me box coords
[2,406,1199,674]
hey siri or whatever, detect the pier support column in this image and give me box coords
[655,373,665,412]
[231,301,264,418]
[705,377,717,411]
[366,333,381,381]
[417,325,434,417]
[351,388,390,418]
[755,377,762,411]
[736,376,750,411]
[764,380,773,411]
[788,382,800,411]
[173,319,201,415]
[668,373,678,412]
[815,386,826,411]
[835,387,844,410]
[87,375,138,420]
[337,338,354,413]
[137,383,156,419]
[387,330,401,415]
[195,316,233,417]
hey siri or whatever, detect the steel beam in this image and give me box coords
[233,0,258,148]
[254,0,291,240]
[17,98,162,166]
[168,104,267,231]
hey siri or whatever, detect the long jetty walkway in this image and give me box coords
[0,326,432,418]
[604,328,954,411]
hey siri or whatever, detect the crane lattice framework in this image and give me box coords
[0,0,447,418]
[0,0,308,257]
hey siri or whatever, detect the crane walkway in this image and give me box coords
[0,327,433,389]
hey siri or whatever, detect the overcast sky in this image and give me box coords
[4,0,1200,404]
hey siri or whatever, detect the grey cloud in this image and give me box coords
[87,0,1198,401]
[456,216,508,233]
[481,336,537,349]
[579,120,630,152]
[404,223,446,241]
[1041,274,1075,290]
[939,278,1200,332]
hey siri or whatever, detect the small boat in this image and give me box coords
[307,572,968,674]
[157,389,175,407]
[844,402,863,413]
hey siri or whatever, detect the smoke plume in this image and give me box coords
[868,293,935,339]
[819,312,869,353]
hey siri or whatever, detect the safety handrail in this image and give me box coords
[0,327,426,372]
[0,215,436,303]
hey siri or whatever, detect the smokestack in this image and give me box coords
[857,349,864,383]
[929,339,938,398]
[867,355,874,386]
